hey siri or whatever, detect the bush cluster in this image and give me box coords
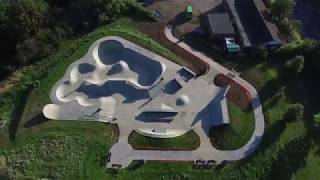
[284,103,304,122]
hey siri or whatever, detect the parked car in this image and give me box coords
[224,37,241,53]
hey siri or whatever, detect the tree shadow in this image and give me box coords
[237,118,287,165]
[267,136,311,180]
[8,90,30,142]
[23,113,49,128]
[260,78,283,101]
[168,11,190,28]
[128,160,145,171]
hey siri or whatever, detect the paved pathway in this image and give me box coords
[105,26,265,169]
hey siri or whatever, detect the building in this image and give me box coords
[224,0,282,49]
[205,13,235,39]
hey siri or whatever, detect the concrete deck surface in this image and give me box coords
[43,34,264,169]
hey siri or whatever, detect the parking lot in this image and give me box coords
[139,0,222,37]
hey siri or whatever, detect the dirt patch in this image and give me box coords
[0,70,23,94]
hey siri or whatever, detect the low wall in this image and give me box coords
[158,23,210,76]
[214,74,252,110]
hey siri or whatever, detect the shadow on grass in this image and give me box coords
[8,90,30,142]
[267,136,311,180]
[23,113,49,128]
[260,78,283,101]
[237,118,287,166]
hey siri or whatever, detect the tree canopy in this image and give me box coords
[0,0,149,71]
[285,55,304,75]
[271,0,295,21]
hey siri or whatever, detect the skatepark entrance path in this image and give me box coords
[42,35,264,169]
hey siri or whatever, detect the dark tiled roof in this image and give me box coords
[206,13,235,36]
[225,0,282,47]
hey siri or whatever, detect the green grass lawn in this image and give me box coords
[0,18,314,179]
[0,121,116,179]
[128,131,200,150]
[293,145,320,180]
[209,101,255,150]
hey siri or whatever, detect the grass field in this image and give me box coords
[0,18,314,179]
[128,131,200,150]
[209,101,255,150]
[293,145,320,179]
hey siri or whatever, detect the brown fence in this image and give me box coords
[158,24,210,76]
[214,74,252,110]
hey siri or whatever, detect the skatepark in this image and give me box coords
[43,36,264,169]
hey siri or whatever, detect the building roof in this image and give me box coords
[206,13,235,36]
[224,0,282,48]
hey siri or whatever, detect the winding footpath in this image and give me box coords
[164,25,265,162]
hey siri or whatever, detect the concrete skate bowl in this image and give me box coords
[44,37,169,120]
[93,40,166,88]
[76,80,150,103]
[54,66,98,107]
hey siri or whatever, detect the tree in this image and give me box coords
[16,29,57,65]
[271,0,295,21]
[285,55,304,75]
[314,113,320,128]
[242,69,265,91]
[10,0,49,35]
[16,38,42,65]
[251,46,268,60]
[284,103,304,122]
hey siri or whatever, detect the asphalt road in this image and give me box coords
[294,0,320,40]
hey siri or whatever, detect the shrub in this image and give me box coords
[251,46,268,60]
[314,113,320,128]
[270,0,294,21]
[0,65,14,80]
[284,103,304,122]
[241,68,265,91]
[285,55,304,75]
[9,0,49,35]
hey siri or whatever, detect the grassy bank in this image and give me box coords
[0,19,185,179]
[128,131,200,150]
[209,101,255,150]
